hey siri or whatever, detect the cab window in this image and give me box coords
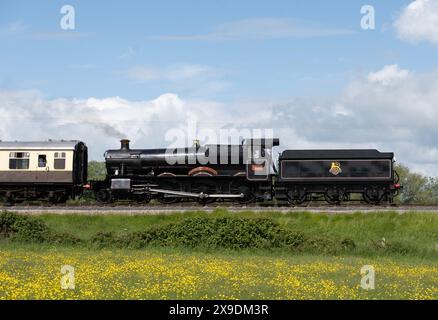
[38,155,47,167]
[54,152,66,169]
[9,152,30,169]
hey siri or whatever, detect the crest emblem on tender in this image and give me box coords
[329,161,342,176]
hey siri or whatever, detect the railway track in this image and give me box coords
[3,204,438,214]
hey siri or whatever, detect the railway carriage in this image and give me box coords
[0,140,87,204]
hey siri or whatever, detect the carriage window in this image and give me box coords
[38,155,47,167]
[54,152,66,169]
[9,152,30,169]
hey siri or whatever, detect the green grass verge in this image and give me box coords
[31,209,438,259]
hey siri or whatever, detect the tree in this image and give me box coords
[428,177,438,203]
[87,161,106,181]
[395,164,433,204]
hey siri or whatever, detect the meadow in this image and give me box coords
[0,210,437,299]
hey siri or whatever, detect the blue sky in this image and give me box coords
[1,0,435,100]
[1,0,438,175]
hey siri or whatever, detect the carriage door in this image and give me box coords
[37,153,49,182]
[246,144,270,181]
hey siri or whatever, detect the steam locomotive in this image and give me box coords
[91,139,401,205]
[0,138,401,205]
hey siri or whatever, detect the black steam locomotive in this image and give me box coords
[90,139,401,205]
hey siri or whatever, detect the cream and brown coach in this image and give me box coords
[0,140,87,204]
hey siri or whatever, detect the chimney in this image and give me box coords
[120,139,130,150]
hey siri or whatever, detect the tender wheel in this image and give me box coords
[363,188,383,205]
[286,188,307,206]
[324,188,346,205]
[287,194,307,205]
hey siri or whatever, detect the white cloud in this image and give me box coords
[119,47,136,60]
[123,64,227,96]
[394,0,438,44]
[151,17,353,41]
[2,64,438,176]
[0,20,91,40]
[32,31,92,39]
[0,90,238,160]
[125,66,159,81]
[0,20,26,37]
[166,65,212,81]
[6,20,26,33]
[367,64,410,85]
[269,64,438,175]
[125,64,214,82]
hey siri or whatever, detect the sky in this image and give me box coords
[1,0,438,175]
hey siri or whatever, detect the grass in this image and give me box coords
[1,210,437,299]
[35,209,438,258]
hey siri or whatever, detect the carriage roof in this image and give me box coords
[0,140,83,150]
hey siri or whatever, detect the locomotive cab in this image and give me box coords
[244,138,279,181]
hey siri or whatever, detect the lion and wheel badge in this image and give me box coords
[329,161,342,176]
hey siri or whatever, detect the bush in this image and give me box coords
[341,238,356,250]
[113,217,355,254]
[0,211,51,242]
[118,217,308,250]
[372,238,415,256]
[0,211,80,244]
[90,231,119,248]
[0,212,358,254]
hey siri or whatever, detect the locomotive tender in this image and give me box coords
[0,138,401,205]
[275,149,399,204]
